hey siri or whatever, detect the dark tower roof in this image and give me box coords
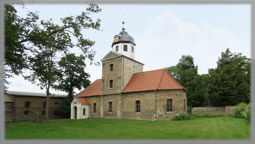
[112,27,136,47]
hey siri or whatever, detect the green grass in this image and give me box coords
[5,117,250,139]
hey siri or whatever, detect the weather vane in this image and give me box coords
[122,21,125,28]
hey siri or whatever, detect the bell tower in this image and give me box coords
[101,22,143,95]
[111,22,136,60]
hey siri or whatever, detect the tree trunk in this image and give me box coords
[45,87,50,120]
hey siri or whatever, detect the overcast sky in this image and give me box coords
[6,4,251,94]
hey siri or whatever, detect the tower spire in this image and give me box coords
[122,21,125,31]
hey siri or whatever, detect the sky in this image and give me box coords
[6,4,251,94]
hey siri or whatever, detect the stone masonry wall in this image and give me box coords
[122,57,143,90]
[102,94,121,118]
[156,90,187,120]
[192,106,236,116]
[86,96,101,118]
[87,90,187,120]
[122,91,155,120]
[102,57,123,95]
[6,96,64,122]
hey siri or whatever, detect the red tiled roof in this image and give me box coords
[75,79,101,97]
[77,98,90,104]
[123,69,185,93]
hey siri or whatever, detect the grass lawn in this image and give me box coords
[5,116,250,139]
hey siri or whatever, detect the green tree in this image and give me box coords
[192,74,210,106]
[27,48,59,119]
[167,55,209,108]
[56,53,91,118]
[4,4,101,77]
[176,55,198,73]
[166,66,181,81]
[167,55,207,108]
[5,4,102,119]
[207,48,250,106]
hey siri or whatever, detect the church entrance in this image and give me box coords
[74,106,77,120]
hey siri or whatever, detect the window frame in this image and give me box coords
[93,103,97,113]
[116,46,119,52]
[131,46,134,52]
[136,100,140,112]
[109,80,113,88]
[109,102,113,112]
[83,108,86,115]
[43,102,46,108]
[123,45,128,52]
[110,64,113,71]
[166,99,173,112]
[25,101,30,108]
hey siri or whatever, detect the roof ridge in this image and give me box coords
[157,69,165,90]
[134,68,165,75]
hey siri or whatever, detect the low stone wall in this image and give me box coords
[192,106,236,116]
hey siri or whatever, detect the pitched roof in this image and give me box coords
[6,91,67,98]
[77,98,90,104]
[123,69,185,93]
[75,79,101,97]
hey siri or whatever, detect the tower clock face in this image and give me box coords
[114,37,119,42]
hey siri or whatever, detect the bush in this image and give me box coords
[243,104,250,123]
[187,106,192,114]
[171,112,193,121]
[233,102,247,118]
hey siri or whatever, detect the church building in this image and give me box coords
[71,25,187,120]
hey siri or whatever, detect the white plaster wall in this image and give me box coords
[112,43,135,59]
[79,105,90,119]
[71,99,90,119]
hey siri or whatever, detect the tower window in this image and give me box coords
[167,99,173,112]
[116,46,119,52]
[109,102,112,112]
[132,46,134,52]
[109,80,113,88]
[110,64,113,71]
[124,45,128,52]
[136,100,140,112]
[25,101,30,108]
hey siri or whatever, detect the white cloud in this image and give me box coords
[134,11,247,74]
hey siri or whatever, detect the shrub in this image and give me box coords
[171,112,193,121]
[243,104,250,123]
[233,102,247,118]
[187,106,192,114]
